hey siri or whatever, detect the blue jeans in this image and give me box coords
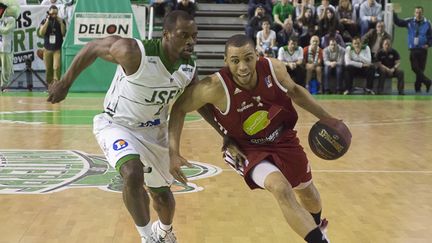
[323,64,343,92]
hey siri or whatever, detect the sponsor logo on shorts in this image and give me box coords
[113,139,128,151]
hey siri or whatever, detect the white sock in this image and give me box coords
[136,221,152,238]
[158,221,172,231]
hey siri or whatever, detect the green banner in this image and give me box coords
[62,0,141,92]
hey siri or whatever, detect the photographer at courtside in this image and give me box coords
[38,5,66,86]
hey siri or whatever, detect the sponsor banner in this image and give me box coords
[74,12,133,45]
[14,5,51,70]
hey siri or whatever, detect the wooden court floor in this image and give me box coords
[1,92,432,243]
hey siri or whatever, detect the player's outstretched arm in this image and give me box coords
[47,36,140,103]
[168,75,223,184]
[270,58,334,120]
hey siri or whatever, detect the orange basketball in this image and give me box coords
[308,118,352,160]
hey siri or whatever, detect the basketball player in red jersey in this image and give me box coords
[169,34,338,243]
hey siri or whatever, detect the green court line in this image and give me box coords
[2,91,432,100]
[0,109,202,125]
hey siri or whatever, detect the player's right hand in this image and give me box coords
[47,80,70,104]
[169,153,193,185]
[222,137,246,170]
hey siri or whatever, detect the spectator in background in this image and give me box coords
[337,0,357,42]
[272,0,294,32]
[394,6,432,93]
[321,30,345,48]
[317,7,341,37]
[361,21,390,60]
[247,0,272,20]
[323,38,345,94]
[38,5,66,85]
[256,18,278,57]
[175,0,197,17]
[296,7,317,47]
[278,36,305,86]
[316,0,335,21]
[376,38,404,95]
[303,35,323,91]
[359,0,382,36]
[245,5,270,43]
[344,36,375,95]
[151,0,174,17]
[352,0,366,22]
[294,0,315,20]
[0,2,16,92]
[276,18,298,48]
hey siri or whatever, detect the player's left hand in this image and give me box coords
[222,136,246,170]
[169,153,193,185]
[47,80,70,104]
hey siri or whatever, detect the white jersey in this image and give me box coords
[103,38,196,128]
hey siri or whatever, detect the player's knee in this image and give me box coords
[150,188,175,206]
[120,160,144,189]
[265,176,296,202]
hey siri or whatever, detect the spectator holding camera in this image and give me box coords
[38,5,66,85]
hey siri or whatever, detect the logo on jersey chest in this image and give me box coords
[236,96,263,113]
[144,89,182,105]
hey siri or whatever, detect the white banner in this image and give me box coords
[13,5,54,71]
[73,12,133,45]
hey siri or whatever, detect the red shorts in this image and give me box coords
[224,129,312,190]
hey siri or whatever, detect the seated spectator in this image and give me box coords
[295,7,317,47]
[323,38,345,94]
[276,18,298,48]
[303,35,323,91]
[294,0,315,20]
[337,0,358,42]
[247,0,272,20]
[344,36,375,95]
[175,0,197,17]
[256,19,278,57]
[272,0,294,32]
[376,38,405,95]
[277,36,305,86]
[316,0,335,21]
[151,0,174,17]
[317,7,342,37]
[361,21,390,59]
[245,5,270,43]
[352,0,366,22]
[359,0,382,36]
[321,31,345,48]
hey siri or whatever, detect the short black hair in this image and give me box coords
[49,5,58,11]
[288,36,299,43]
[225,34,255,55]
[163,10,195,32]
[415,6,423,11]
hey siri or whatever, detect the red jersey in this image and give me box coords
[212,57,298,146]
[211,58,311,189]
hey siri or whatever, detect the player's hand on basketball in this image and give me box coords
[47,79,71,104]
[222,136,246,170]
[169,153,193,185]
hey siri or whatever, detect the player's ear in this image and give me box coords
[223,55,227,65]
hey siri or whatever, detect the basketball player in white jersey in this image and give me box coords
[47,10,197,243]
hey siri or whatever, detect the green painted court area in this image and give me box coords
[0,92,203,125]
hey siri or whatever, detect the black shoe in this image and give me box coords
[426,80,431,93]
[398,91,405,95]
